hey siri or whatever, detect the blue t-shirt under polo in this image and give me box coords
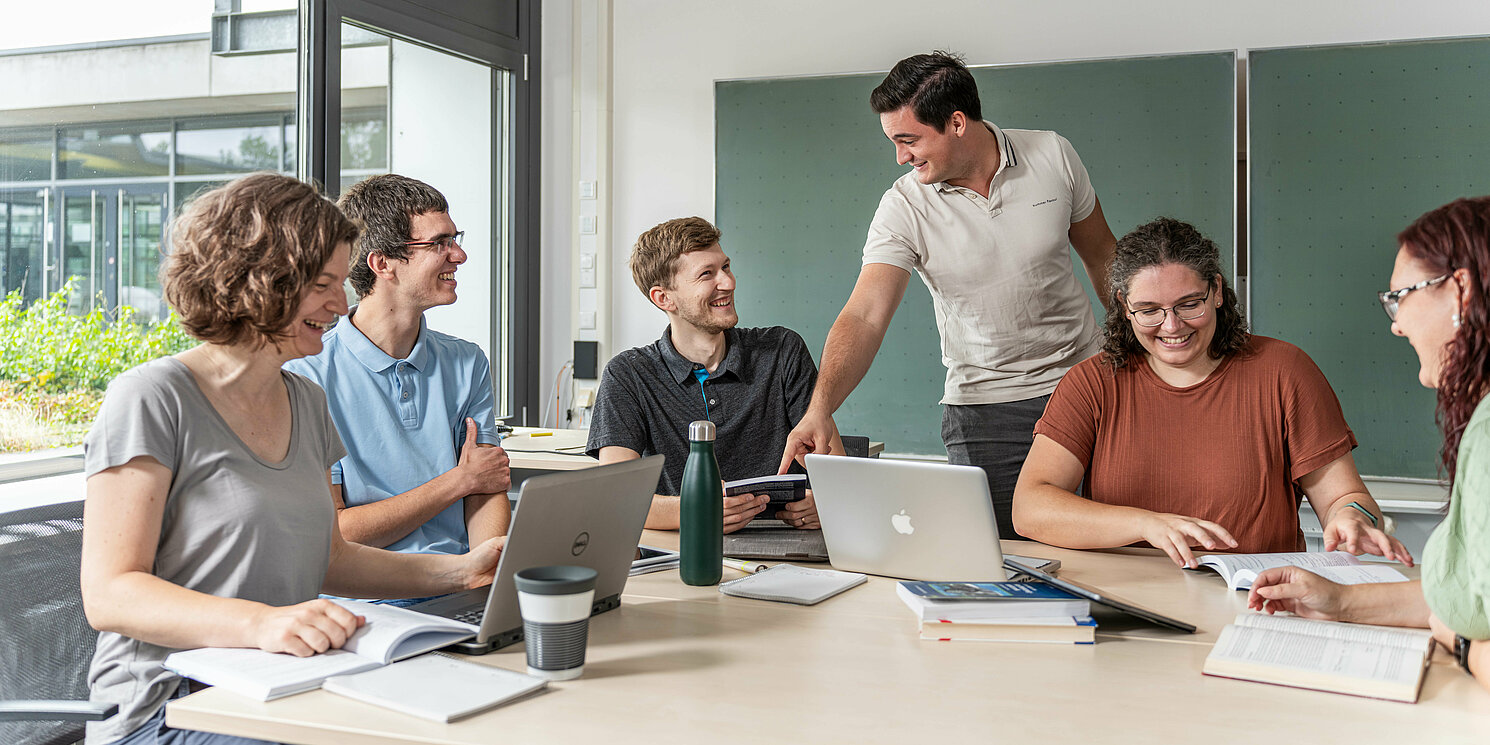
[285,309,500,555]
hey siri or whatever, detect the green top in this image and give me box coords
[1422,394,1490,639]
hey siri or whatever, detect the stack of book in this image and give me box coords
[895,580,1095,644]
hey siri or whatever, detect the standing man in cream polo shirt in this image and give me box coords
[781,51,1117,538]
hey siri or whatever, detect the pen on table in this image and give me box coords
[723,558,768,574]
[528,431,553,437]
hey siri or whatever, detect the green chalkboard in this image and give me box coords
[716,52,1236,455]
[1250,37,1490,480]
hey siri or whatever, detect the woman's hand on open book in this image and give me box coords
[1246,566,1349,621]
[253,599,366,657]
[1137,512,1237,569]
[1322,510,1414,566]
[459,536,508,590]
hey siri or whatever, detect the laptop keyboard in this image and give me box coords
[452,608,485,625]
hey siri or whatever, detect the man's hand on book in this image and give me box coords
[254,599,366,657]
[776,489,820,530]
[723,493,769,534]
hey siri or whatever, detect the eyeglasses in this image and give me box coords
[1126,286,1213,327]
[401,231,465,253]
[1377,274,1450,322]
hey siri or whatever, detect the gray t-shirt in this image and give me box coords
[586,326,817,495]
[82,357,345,744]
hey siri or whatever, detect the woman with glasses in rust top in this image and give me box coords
[1247,197,1490,692]
[1013,217,1412,569]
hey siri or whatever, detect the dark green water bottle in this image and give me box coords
[680,420,723,586]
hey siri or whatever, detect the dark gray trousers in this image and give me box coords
[941,395,1051,541]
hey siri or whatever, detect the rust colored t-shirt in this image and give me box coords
[1033,336,1356,553]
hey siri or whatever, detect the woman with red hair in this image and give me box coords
[1249,196,1490,693]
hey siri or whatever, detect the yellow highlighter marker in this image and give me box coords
[528,431,553,437]
[723,558,768,574]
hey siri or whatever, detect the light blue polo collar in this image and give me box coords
[338,307,431,374]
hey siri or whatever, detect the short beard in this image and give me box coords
[677,303,738,335]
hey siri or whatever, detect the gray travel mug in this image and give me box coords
[513,565,598,680]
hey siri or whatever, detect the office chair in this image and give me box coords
[0,500,117,745]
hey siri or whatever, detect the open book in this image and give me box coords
[1203,613,1435,702]
[163,599,477,701]
[1193,551,1409,590]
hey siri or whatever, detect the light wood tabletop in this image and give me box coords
[166,535,1486,745]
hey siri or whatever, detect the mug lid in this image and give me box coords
[514,565,598,595]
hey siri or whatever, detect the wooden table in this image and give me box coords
[167,536,1490,744]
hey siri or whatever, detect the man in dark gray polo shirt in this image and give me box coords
[587,216,844,533]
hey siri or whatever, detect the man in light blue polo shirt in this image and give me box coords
[286,174,510,560]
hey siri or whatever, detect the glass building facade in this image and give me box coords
[0,110,386,320]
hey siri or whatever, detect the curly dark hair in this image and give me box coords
[1100,217,1248,369]
[869,50,982,131]
[162,173,357,348]
[338,174,449,298]
[1396,196,1490,487]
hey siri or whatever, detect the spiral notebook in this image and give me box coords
[718,564,867,605]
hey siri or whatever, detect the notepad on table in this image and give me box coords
[719,563,865,605]
[323,654,547,722]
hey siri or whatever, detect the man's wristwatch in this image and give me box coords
[1454,634,1474,675]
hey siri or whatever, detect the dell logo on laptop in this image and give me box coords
[571,531,590,556]
[891,510,914,535]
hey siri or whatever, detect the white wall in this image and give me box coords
[538,0,1490,377]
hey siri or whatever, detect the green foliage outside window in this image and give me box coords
[0,279,197,451]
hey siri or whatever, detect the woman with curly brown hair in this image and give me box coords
[1012,217,1410,569]
[1248,197,1490,693]
[79,173,504,745]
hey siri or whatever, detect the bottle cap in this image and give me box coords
[688,420,716,442]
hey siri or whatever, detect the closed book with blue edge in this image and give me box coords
[920,615,1097,643]
[896,581,1090,621]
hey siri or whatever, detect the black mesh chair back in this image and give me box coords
[0,500,103,745]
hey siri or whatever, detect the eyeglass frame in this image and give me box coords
[1377,273,1450,322]
[400,230,465,253]
[1124,285,1214,328]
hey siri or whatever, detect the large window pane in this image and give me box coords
[176,117,286,175]
[0,1,303,456]
[59,124,171,180]
[0,129,54,181]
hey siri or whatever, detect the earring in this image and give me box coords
[1453,313,1461,329]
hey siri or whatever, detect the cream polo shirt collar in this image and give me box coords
[933,121,1019,196]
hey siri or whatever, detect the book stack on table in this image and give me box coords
[895,581,1095,644]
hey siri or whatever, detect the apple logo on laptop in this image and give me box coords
[891,510,914,535]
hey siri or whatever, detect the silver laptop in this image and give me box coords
[408,455,663,653]
[805,454,1007,581]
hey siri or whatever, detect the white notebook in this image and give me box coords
[719,564,866,605]
[322,654,548,722]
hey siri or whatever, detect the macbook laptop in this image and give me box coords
[805,454,1008,581]
[408,455,663,653]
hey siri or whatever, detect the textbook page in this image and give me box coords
[1195,551,1365,590]
[1204,614,1434,702]
[1231,563,1409,590]
[331,599,477,664]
